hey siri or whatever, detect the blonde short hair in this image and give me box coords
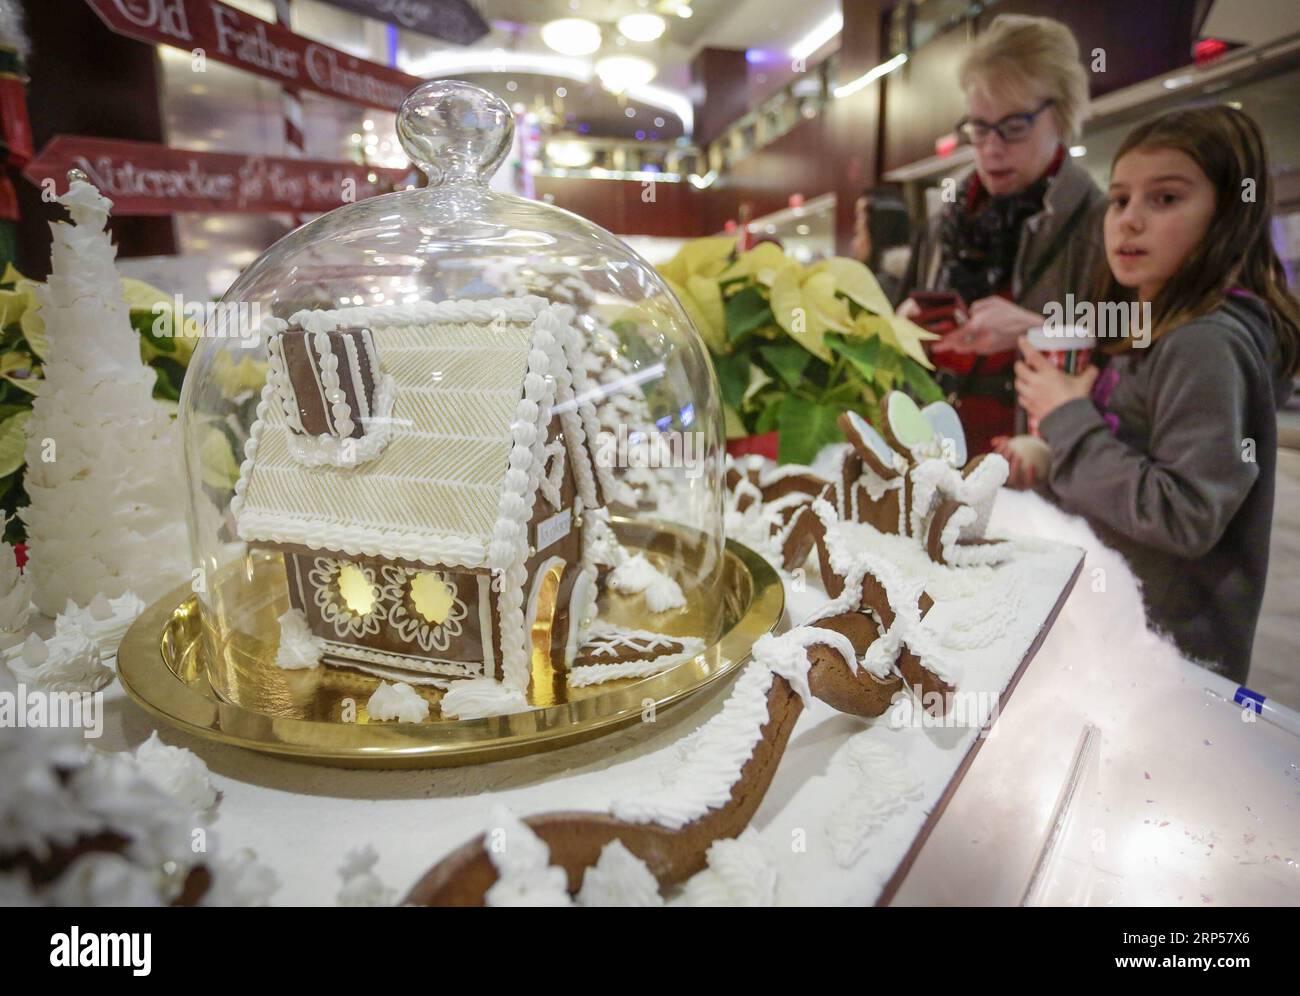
[958,14,1089,140]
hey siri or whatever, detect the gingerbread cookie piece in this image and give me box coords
[572,628,685,666]
[778,490,832,572]
[566,625,705,688]
[804,614,902,717]
[839,410,903,480]
[921,400,967,467]
[759,469,831,504]
[879,391,936,460]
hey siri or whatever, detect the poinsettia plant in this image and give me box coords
[660,238,943,466]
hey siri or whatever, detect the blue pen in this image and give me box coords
[1205,685,1300,738]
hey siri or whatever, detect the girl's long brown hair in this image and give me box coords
[1097,104,1300,376]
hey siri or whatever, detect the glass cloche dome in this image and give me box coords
[177,80,726,714]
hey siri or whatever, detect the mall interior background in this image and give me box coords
[12,0,1300,705]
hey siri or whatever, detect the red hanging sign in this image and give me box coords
[23,135,412,215]
[86,0,424,111]
[315,1,488,44]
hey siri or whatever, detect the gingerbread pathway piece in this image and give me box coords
[404,541,955,906]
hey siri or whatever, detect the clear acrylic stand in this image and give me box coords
[1020,722,1109,905]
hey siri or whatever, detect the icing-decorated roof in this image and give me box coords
[232,297,604,571]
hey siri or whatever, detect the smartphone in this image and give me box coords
[908,290,967,333]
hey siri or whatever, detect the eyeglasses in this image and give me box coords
[955,100,1055,145]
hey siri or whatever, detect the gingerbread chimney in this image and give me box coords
[268,326,381,440]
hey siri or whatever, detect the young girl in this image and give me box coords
[1015,105,1299,681]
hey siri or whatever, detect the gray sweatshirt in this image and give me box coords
[1039,295,1291,681]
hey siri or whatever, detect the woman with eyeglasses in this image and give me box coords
[899,14,1106,459]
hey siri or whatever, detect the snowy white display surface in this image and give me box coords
[88,490,1299,905]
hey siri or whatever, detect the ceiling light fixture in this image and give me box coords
[595,55,657,93]
[790,11,843,60]
[618,13,666,42]
[832,53,908,99]
[398,53,692,134]
[404,49,590,81]
[546,140,595,168]
[541,18,602,57]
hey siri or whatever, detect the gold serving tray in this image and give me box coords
[117,533,783,768]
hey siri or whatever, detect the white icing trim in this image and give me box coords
[730,478,764,510]
[344,334,370,422]
[321,639,484,678]
[241,511,492,571]
[767,490,816,514]
[906,452,1008,545]
[550,302,623,509]
[757,462,820,487]
[489,322,559,692]
[610,655,771,830]
[567,634,705,687]
[609,628,855,830]
[857,465,903,504]
[379,565,468,653]
[308,557,386,639]
[288,297,557,334]
[333,659,455,687]
[771,503,814,564]
[477,574,496,680]
[266,333,304,433]
[564,565,597,666]
[939,507,1015,567]
[283,372,396,469]
[482,804,571,906]
[361,326,380,387]
[542,307,603,514]
[907,458,946,540]
[311,330,351,436]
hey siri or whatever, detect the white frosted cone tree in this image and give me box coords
[19,179,189,616]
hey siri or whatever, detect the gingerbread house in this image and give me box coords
[231,296,615,692]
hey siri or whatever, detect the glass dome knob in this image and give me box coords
[396,80,515,187]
